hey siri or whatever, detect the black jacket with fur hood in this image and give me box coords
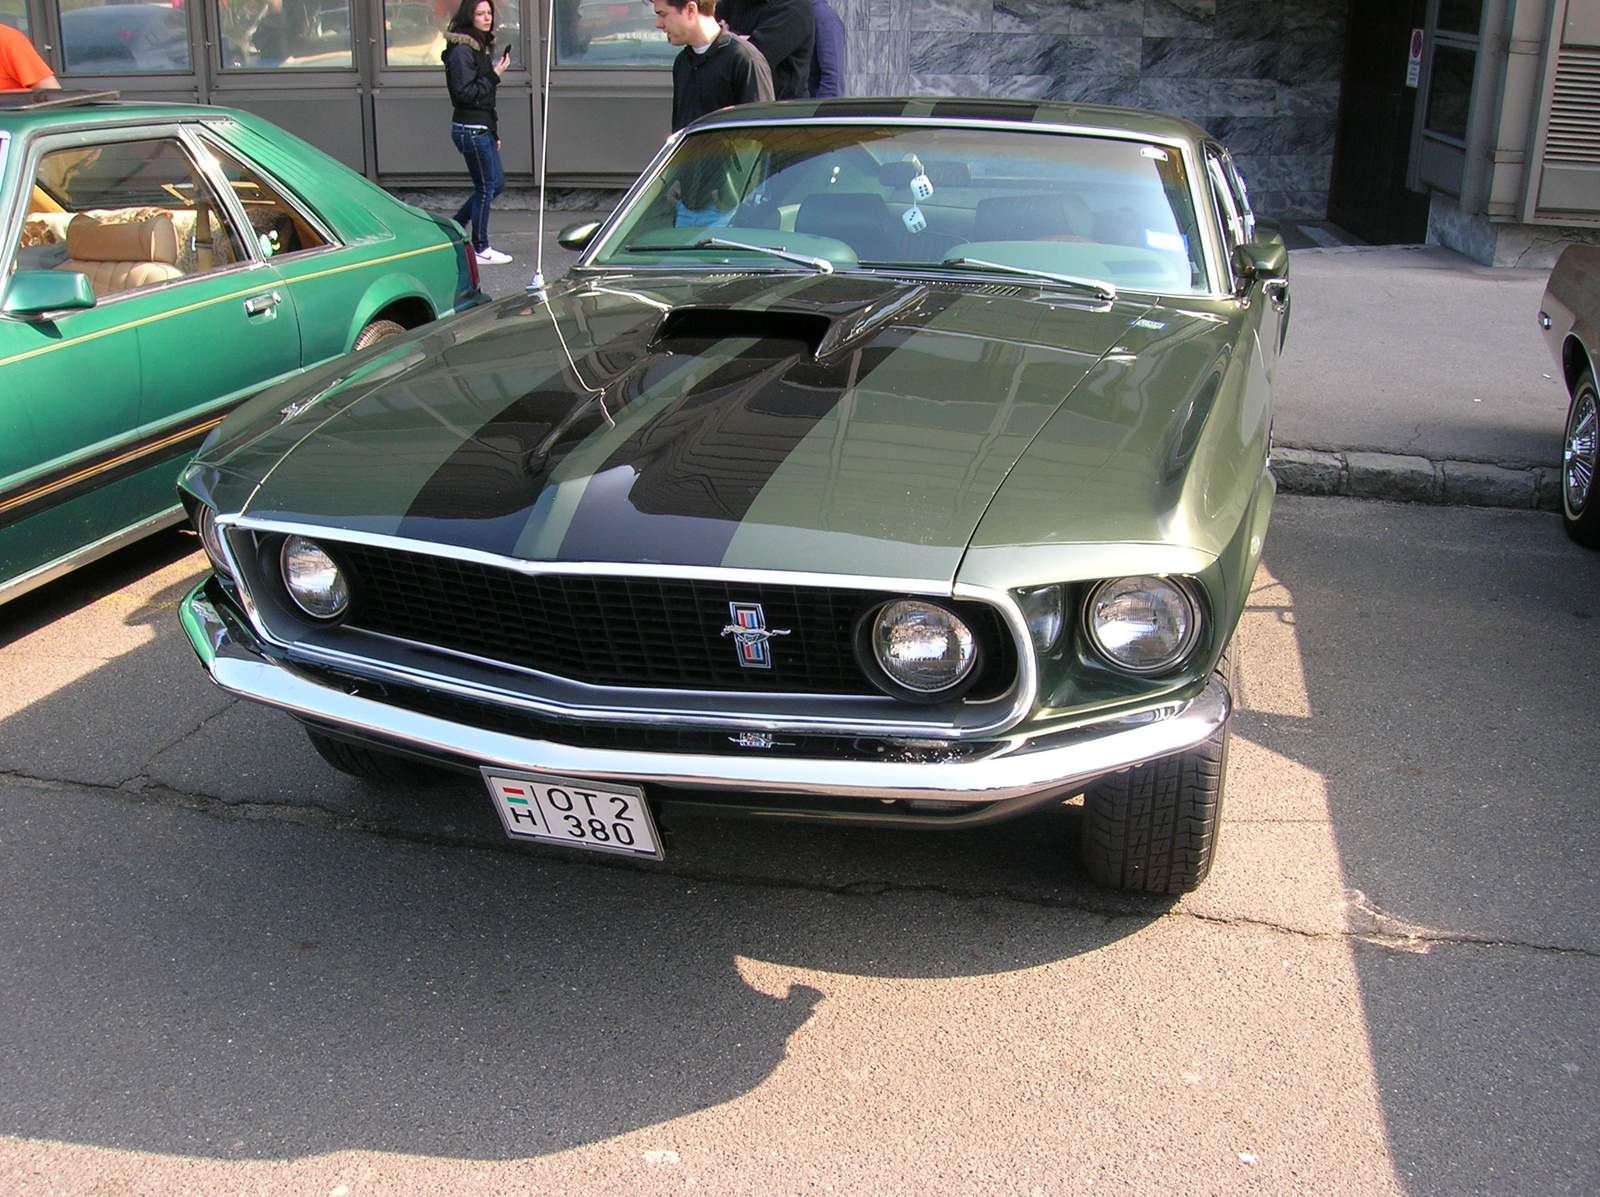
[443,30,499,138]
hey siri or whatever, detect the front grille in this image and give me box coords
[333,542,892,693]
[321,542,1017,698]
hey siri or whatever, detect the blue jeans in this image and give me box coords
[451,124,505,252]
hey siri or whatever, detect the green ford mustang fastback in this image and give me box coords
[0,92,485,606]
[178,98,1289,893]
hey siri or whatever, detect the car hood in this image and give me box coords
[208,271,1191,584]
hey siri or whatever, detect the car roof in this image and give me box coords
[0,93,233,135]
[686,96,1213,145]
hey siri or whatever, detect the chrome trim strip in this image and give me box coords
[222,513,962,592]
[182,583,1228,805]
[0,507,186,607]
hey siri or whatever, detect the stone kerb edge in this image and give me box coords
[1270,447,1560,511]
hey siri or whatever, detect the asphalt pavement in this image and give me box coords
[1,498,1595,1195]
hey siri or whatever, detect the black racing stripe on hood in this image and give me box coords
[811,99,911,118]
[928,100,1038,122]
[553,289,966,567]
[395,312,671,542]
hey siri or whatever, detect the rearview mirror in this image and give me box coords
[1231,241,1288,283]
[1,270,96,319]
[556,220,602,251]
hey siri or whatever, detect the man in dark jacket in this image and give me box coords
[808,0,845,98]
[654,0,774,131]
[720,0,813,101]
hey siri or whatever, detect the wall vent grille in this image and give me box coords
[1548,48,1600,166]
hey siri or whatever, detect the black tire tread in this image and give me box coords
[352,318,407,352]
[305,728,448,785]
[1078,641,1234,894]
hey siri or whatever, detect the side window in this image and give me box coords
[204,143,332,260]
[19,138,247,299]
[1219,151,1256,244]
[1205,149,1247,256]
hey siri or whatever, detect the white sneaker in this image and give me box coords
[474,246,512,265]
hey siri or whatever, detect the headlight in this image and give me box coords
[193,505,233,581]
[280,536,349,620]
[1084,576,1201,674]
[866,600,978,696]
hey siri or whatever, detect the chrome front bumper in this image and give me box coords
[181,583,1230,813]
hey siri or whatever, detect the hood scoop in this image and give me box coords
[653,284,928,361]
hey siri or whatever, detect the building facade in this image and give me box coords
[3,0,1594,263]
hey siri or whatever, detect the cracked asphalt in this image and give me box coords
[1,497,1597,1197]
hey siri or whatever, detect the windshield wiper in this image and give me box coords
[624,237,834,275]
[941,257,1116,301]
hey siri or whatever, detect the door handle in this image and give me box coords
[1263,279,1289,311]
[244,291,282,316]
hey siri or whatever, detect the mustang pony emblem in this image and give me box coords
[721,602,791,669]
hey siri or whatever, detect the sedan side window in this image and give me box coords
[203,143,332,260]
[21,138,247,299]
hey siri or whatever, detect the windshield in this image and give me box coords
[592,123,1211,294]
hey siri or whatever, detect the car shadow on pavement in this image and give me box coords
[0,540,1168,1162]
[1243,497,1600,1197]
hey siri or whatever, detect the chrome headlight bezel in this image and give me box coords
[1082,575,1204,676]
[192,504,234,582]
[279,535,351,621]
[855,598,983,702]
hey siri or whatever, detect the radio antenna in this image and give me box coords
[527,0,557,295]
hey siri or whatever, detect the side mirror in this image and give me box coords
[1,270,96,319]
[1231,241,1288,283]
[556,220,602,251]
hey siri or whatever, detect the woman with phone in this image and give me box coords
[444,0,513,265]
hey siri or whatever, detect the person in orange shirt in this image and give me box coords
[0,24,61,91]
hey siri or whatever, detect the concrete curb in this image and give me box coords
[1272,446,1561,512]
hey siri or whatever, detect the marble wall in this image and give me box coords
[825,0,1348,222]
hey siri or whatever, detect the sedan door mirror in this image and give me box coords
[1,270,97,320]
[556,220,602,251]
[1231,241,1288,283]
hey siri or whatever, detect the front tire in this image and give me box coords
[305,727,451,785]
[1079,645,1234,894]
[1561,368,1600,548]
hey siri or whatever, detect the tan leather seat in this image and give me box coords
[54,214,184,297]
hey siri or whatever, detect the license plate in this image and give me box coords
[482,769,663,860]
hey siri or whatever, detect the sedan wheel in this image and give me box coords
[1562,369,1600,548]
[1078,642,1234,894]
[352,317,407,351]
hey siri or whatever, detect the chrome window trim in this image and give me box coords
[581,117,1229,298]
[214,514,1040,738]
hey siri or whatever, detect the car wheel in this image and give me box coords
[304,727,451,785]
[352,318,407,352]
[1078,642,1234,894]
[1561,367,1600,548]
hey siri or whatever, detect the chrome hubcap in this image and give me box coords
[1566,386,1598,516]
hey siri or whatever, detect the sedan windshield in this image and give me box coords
[592,123,1211,294]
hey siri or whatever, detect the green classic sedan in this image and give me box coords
[0,91,485,605]
[178,99,1288,893]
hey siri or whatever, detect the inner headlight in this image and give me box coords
[193,505,233,581]
[1084,576,1201,674]
[868,600,978,695]
[280,536,349,620]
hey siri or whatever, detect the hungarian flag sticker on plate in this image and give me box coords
[483,769,664,859]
